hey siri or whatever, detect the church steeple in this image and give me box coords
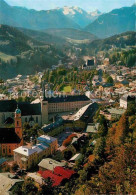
[42,81,46,100]
[15,106,23,140]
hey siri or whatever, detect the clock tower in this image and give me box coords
[15,106,23,142]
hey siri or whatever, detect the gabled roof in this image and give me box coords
[32,144,48,153]
[13,146,36,156]
[0,100,41,116]
[38,167,75,187]
[44,95,90,103]
[42,118,64,133]
[73,102,99,122]
[37,135,57,144]
[54,166,75,179]
[0,172,23,195]
[38,158,65,171]
[0,128,21,143]
[18,103,41,116]
[0,100,17,112]
[39,170,63,186]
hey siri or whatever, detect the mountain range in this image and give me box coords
[85,6,136,38]
[57,6,101,27]
[0,0,80,30]
[0,24,135,78]
[0,0,135,38]
[0,0,101,30]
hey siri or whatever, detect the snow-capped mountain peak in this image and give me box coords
[62,6,83,15]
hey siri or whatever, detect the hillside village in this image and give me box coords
[0,55,136,194]
[0,0,136,194]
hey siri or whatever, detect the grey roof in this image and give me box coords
[44,95,90,103]
[0,100,41,116]
[42,118,64,133]
[0,128,21,143]
[38,158,65,170]
[0,172,23,195]
[107,108,125,115]
[0,100,16,112]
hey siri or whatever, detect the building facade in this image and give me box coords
[41,95,91,125]
[0,108,23,156]
[0,95,90,126]
[120,94,136,109]
[14,135,58,170]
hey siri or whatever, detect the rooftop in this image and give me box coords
[38,158,66,171]
[0,172,23,195]
[37,135,57,144]
[86,123,99,133]
[69,153,82,161]
[13,146,36,156]
[43,95,90,103]
[42,118,64,133]
[0,100,41,116]
[107,108,125,115]
[0,128,21,144]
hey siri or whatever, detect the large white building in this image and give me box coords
[14,135,58,170]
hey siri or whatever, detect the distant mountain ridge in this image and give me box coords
[43,28,97,42]
[85,6,136,38]
[85,31,136,55]
[0,24,43,55]
[0,0,80,30]
[0,24,67,78]
[57,6,101,27]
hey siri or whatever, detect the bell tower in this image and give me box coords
[41,81,48,125]
[15,106,23,140]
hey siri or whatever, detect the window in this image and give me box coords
[36,117,38,123]
[3,149,5,154]
[17,121,19,126]
[25,118,27,122]
[9,149,11,153]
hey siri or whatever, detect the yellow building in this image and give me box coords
[41,95,91,125]
[14,135,58,170]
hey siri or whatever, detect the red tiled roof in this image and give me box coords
[54,166,75,179]
[37,167,75,186]
[38,170,63,186]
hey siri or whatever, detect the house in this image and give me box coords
[38,158,66,171]
[82,58,97,70]
[38,167,75,187]
[14,135,58,170]
[0,172,23,195]
[100,108,125,120]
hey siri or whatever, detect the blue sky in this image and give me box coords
[5,0,135,12]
